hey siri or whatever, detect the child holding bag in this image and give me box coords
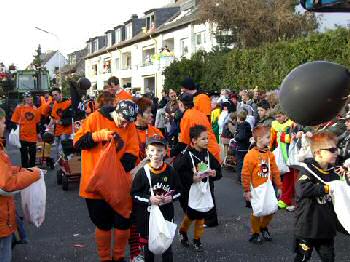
[132,135,182,262]
[242,126,282,244]
[173,125,222,251]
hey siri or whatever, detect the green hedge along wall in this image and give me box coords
[163,27,350,93]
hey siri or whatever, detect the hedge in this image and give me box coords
[163,27,350,93]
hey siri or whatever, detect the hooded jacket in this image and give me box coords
[179,108,221,162]
[194,92,211,117]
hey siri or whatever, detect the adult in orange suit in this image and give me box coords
[74,100,139,262]
[11,92,41,168]
[180,77,211,121]
[107,76,132,103]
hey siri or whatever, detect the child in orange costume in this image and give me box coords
[242,126,282,244]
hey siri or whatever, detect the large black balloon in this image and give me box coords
[279,61,350,126]
[77,77,91,90]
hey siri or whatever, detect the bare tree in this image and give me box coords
[198,0,319,48]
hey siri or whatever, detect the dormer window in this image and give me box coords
[107,33,112,47]
[115,28,122,43]
[146,15,155,31]
[94,39,98,51]
[125,23,132,40]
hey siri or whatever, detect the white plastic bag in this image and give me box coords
[9,125,21,149]
[188,181,214,212]
[328,180,350,234]
[300,163,350,234]
[273,144,290,174]
[287,140,301,168]
[250,159,278,217]
[144,165,177,254]
[21,171,46,227]
[148,205,177,254]
[187,151,214,212]
[298,134,313,162]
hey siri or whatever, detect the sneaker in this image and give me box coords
[179,231,190,247]
[248,233,263,244]
[278,200,287,209]
[131,253,145,262]
[286,205,296,212]
[193,239,204,252]
[260,228,272,241]
[204,221,219,228]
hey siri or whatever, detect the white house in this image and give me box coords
[85,0,220,97]
[41,50,68,78]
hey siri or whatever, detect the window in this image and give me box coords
[196,31,206,46]
[103,59,111,74]
[107,33,112,47]
[142,48,155,66]
[94,40,98,51]
[115,29,121,43]
[92,64,97,75]
[115,58,120,70]
[196,34,202,45]
[146,15,155,31]
[180,38,189,56]
[122,53,132,70]
[126,24,132,40]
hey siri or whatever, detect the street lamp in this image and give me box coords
[34,26,62,88]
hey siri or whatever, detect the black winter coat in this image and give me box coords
[173,148,222,219]
[295,159,340,239]
[234,121,252,151]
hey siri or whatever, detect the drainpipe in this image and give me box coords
[149,33,158,97]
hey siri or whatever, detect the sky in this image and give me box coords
[1,0,350,69]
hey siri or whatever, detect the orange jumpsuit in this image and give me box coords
[11,105,41,142]
[51,99,73,137]
[179,108,221,162]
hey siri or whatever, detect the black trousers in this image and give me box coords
[19,141,36,168]
[205,183,219,226]
[144,245,173,262]
[236,150,248,182]
[85,199,131,231]
[294,238,334,262]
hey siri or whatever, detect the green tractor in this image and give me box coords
[0,69,50,127]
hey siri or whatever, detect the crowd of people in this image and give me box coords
[0,75,350,262]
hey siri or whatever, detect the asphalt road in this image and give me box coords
[8,145,350,262]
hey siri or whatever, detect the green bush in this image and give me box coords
[163,27,350,92]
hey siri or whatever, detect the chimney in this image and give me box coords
[131,14,138,19]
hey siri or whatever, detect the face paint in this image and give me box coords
[147,144,166,169]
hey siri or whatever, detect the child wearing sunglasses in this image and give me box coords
[294,131,343,262]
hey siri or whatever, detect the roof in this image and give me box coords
[40,51,57,64]
[85,7,198,60]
